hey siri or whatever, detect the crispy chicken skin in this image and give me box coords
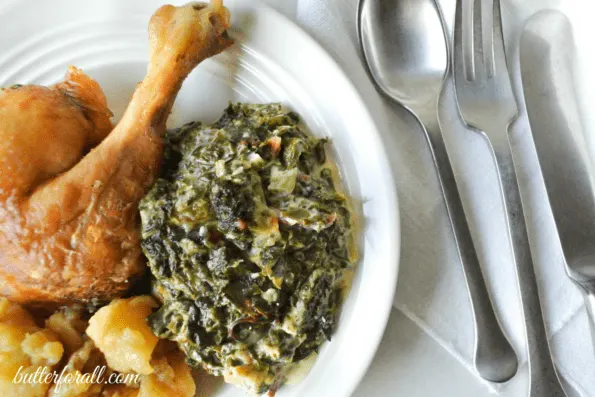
[0,1,233,304]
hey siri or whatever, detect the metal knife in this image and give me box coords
[520,9,595,351]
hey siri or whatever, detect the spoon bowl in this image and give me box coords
[358,0,447,123]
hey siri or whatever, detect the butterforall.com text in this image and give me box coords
[13,365,141,392]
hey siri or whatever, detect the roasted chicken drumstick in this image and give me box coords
[0,1,232,304]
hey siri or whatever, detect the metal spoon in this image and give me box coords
[358,0,518,382]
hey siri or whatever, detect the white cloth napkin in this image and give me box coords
[263,0,595,395]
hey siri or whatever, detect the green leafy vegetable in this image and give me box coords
[140,103,356,395]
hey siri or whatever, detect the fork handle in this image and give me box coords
[488,133,567,397]
[424,120,517,382]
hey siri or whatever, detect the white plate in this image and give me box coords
[0,1,400,396]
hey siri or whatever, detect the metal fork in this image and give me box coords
[453,0,566,395]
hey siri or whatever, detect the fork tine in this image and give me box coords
[472,0,486,81]
[454,0,476,82]
[491,0,509,78]
[453,0,467,82]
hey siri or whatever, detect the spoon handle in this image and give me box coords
[424,117,518,382]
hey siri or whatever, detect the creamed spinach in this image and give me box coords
[139,103,356,395]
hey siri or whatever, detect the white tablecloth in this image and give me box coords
[262,0,595,395]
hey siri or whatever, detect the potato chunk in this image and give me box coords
[86,296,159,375]
[0,297,64,397]
[1,295,196,397]
[46,307,89,355]
[97,343,196,397]
[138,350,195,397]
[47,338,111,397]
